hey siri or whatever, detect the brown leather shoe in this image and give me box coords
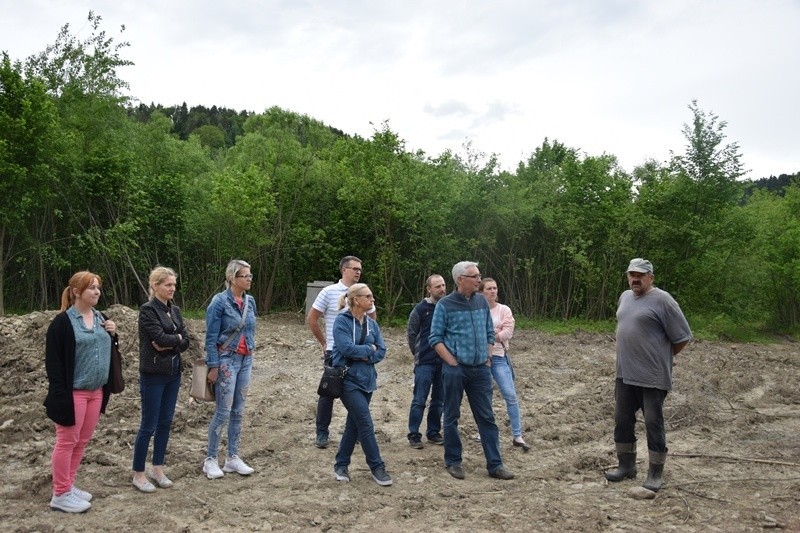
[489,466,515,480]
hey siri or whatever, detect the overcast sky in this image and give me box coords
[2,0,798,178]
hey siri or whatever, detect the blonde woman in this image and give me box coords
[331,283,392,486]
[202,259,257,479]
[132,267,190,492]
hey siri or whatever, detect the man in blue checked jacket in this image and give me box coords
[429,261,515,481]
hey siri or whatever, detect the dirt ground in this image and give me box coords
[1,305,799,532]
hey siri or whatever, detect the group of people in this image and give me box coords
[44,254,691,512]
[44,260,257,512]
[307,258,531,485]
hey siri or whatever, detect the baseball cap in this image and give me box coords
[626,258,653,274]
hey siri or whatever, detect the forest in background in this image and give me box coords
[2,14,799,335]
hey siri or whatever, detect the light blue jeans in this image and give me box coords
[491,355,523,438]
[206,353,252,459]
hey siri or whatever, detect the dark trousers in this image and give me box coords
[613,378,669,453]
[442,363,502,472]
[133,370,181,471]
[407,363,443,440]
[316,350,336,434]
[335,387,385,471]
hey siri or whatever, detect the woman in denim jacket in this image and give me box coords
[331,283,392,486]
[201,259,257,479]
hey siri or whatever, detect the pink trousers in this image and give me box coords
[51,388,102,496]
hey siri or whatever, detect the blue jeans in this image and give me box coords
[132,369,181,471]
[407,363,443,440]
[335,386,385,472]
[490,356,523,438]
[442,363,503,473]
[613,378,669,453]
[206,354,252,459]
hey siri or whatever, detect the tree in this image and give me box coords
[24,11,132,101]
[0,54,60,314]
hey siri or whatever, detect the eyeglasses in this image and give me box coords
[461,274,482,280]
[236,274,254,280]
[357,293,374,299]
[345,266,363,273]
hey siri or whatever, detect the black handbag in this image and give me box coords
[100,313,125,393]
[317,365,347,398]
[109,334,125,393]
[317,317,365,398]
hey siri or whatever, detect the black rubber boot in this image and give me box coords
[642,451,667,491]
[604,442,637,481]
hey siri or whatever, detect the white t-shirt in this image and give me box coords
[312,280,377,349]
[312,281,349,349]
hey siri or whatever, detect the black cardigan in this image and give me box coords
[43,311,116,426]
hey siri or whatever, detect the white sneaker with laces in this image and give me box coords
[71,486,93,502]
[203,457,224,479]
[50,491,91,513]
[223,455,254,475]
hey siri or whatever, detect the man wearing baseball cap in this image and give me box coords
[604,258,693,492]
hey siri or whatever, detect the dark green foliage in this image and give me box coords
[1,16,798,334]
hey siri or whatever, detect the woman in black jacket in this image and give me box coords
[131,267,189,493]
[44,271,118,513]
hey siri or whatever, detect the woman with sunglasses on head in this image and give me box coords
[480,277,531,451]
[331,283,392,486]
[131,266,190,493]
[44,271,118,513]
[202,259,258,479]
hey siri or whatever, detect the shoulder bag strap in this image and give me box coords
[219,295,250,352]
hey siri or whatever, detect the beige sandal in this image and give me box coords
[132,476,156,493]
[148,471,174,488]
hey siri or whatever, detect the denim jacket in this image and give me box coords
[204,288,257,368]
[331,310,386,393]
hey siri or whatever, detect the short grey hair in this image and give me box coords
[451,261,478,284]
[225,259,251,288]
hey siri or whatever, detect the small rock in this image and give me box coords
[628,486,656,500]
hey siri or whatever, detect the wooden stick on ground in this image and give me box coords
[672,452,800,467]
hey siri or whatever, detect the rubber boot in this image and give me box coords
[604,442,637,481]
[642,450,667,491]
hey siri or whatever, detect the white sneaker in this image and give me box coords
[50,491,91,513]
[203,457,224,479]
[222,455,254,475]
[71,486,93,502]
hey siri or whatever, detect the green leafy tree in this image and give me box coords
[0,54,60,314]
[744,183,800,328]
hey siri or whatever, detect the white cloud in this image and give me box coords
[1,0,798,177]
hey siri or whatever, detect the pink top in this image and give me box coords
[489,303,515,356]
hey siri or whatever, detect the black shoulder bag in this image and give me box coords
[317,318,367,398]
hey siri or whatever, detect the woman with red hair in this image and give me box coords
[44,271,118,513]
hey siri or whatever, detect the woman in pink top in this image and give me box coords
[481,278,531,451]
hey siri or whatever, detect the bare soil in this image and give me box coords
[1,306,798,532]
